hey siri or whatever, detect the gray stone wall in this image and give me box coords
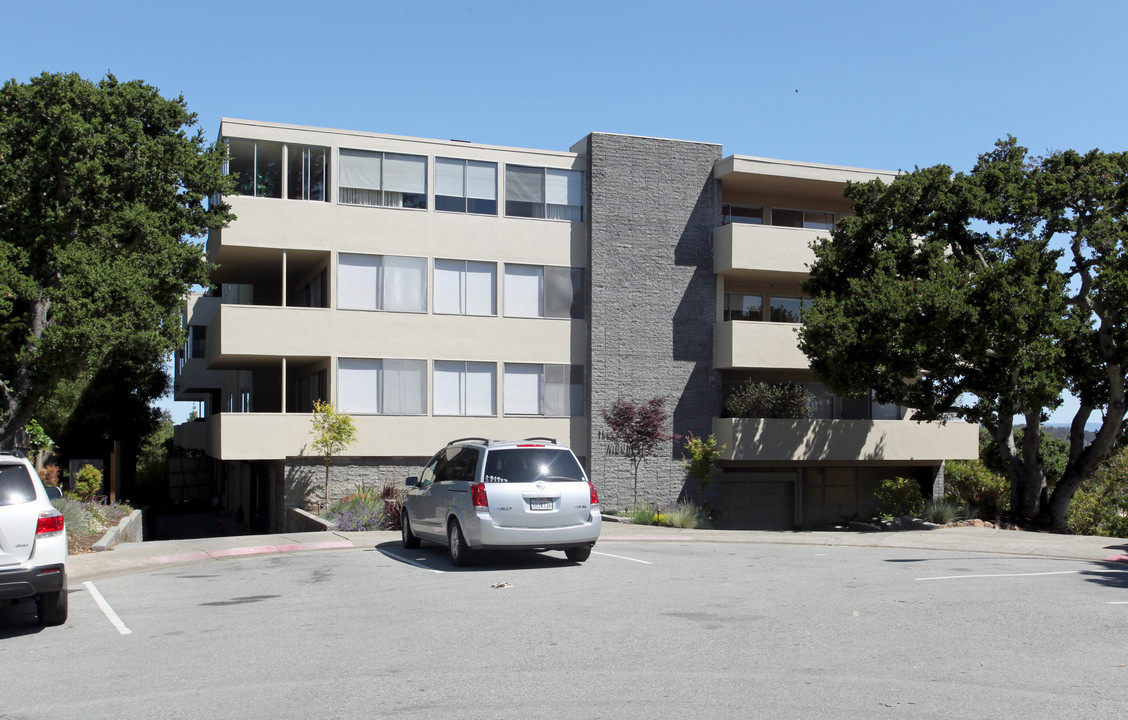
[583,133,723,509]
[282,456,429,513]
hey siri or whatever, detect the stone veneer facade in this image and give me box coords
[581,133,723,508]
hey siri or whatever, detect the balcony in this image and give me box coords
[713,417,979,464]
[173,420,209,451]
[714,321,809,370]
[208,304,584,368]
[713,223,818,281]
[201,413,589,460]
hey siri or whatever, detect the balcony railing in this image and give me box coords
[713,223,819,279]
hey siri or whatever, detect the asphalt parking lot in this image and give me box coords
[4,526,1128,719]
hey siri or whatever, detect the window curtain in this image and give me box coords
[465,261,496,315]
[506,165,543,203]
[433,361,464,416]
[466,161,497,200]
[435,158,465,198]
[464,363,496,416]
[338,149,382,190]
[433,259,465,314]
[383,153,426,194]
[382,256,427,312]
[338,254,381,310]
[383,359,426,415]
[504,364,542,415]
[504,264,543,317]
[338,358,381,413]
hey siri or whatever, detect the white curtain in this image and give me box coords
[464,363,496,416]
[465,261,496,315]
[338,358,381,413]
[504,364,542,415]
[383,153,426,194]
[433,259,464,314]
[466,161,497,200]
[435,158,464,198]
[337,254,380,310]
[382,256,427,312]
[433,361,464,415]
[338,149,382,190]
[504,264,543,317]
[383,359,426,415]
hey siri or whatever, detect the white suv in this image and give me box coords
[401,438,601,566]
[0,452,68,626]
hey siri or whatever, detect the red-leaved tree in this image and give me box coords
[601,397,675,504]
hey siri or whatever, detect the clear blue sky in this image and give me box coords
[3,0,1125,424]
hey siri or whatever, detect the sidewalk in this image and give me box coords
[68,520,1128,583]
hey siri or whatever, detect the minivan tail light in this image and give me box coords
[36,511,64,537]
[588,481,600,508]
[471,482,489,511]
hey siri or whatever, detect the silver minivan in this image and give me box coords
[401,438,601,565]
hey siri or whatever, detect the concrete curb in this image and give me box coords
[92,508,144,552]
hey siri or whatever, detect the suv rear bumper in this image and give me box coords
[0,563,67,600]
[469,515,601,549]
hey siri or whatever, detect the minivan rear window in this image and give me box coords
[0,464,37,506]
[484,448,585,483]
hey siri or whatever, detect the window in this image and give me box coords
[338,254,427,313]
[434,260,496,315]
[802,383,902,420]
[433,361,496,416]
[771,208,835,230]
[287,145,329,201]
[337,358,427,415]
[338,149,427,209]
[724,293,763,321]
[188,326,206,359]
[292,370,326,413]
[722,204,763,225]
[503,265,584,319]
[435,158,497,215]
[424,445,481,484]
[503,364,584,417]
[769,296,803,323]
[505,165,584,221]
[227,139,283,198]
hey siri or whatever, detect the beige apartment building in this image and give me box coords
[173,119,977,533]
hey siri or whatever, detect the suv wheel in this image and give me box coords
[37,589,68,627]
[448,521,474,567]
[401,511,420,549]
[565,545,592,563]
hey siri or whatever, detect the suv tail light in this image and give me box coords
[588,481,600,508]
[37,510,64,537]
[471,482,489,511]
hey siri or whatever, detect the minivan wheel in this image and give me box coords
[565,545,592,563]
[37,589,68,627]
[448,521,474,567]
[401,512,420,549]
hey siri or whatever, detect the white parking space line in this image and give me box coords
[916,570,1080,581]
[378,548,444,573]
[83,581,132,635]
[593,550,652,565]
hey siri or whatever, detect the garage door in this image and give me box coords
[718,473,796,530]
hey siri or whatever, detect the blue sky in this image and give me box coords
[4,0,1125,424]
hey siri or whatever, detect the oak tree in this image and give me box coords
[799,137,1128,532]
[0,72,234,446]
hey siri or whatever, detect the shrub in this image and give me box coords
[724,381,812,419]
[922,497,963,525]
[874,476,924,518]
[660,501,712,529]
[682,433,724,493]
[74,464,103,501]
[1068,447,1128,537]
[38,463,60,486]
[628,503,659,525]
[944,459,1009,520]
[324,481,405,531]
[50,497,132,554]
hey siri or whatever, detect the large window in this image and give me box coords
[769,296,803,323]
[503,364,584,417]
[434,361,496,416]
[435,158,497,215]
[227,139,328,201]
[338,254,427,313]
[803,383,902,420]
[724,293,762,321]
[722,204,764,225]
[771,208,834,231]
[227,139,283,198]
[287,145,329,201]
[338,358,427,415]
[338,149,427,209]
[503,265,584,319]
[434,260,496,316]
[505,165,585,221]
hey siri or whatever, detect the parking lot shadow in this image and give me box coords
[375,540,583,572]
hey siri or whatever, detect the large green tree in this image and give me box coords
[0,72,234,446]
[799,137,1128,532]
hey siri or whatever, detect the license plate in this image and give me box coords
[529,498,554,511]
